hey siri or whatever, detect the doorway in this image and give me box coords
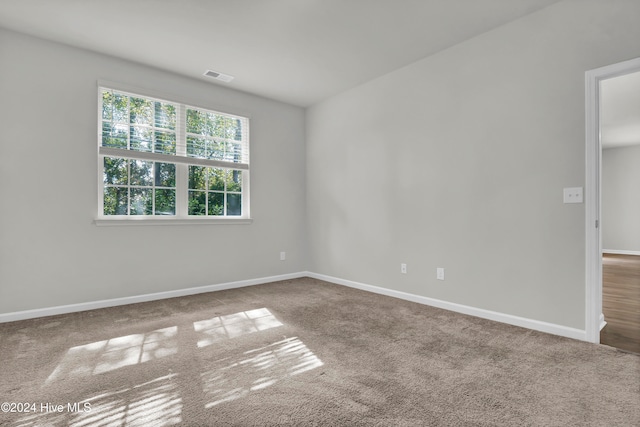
[585,57,640,346]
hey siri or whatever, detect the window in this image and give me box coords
[97,86,250,223]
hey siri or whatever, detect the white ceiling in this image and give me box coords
[601,70,640,149]
[0,0,562,107]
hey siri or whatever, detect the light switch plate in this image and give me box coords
[563,187,583,204]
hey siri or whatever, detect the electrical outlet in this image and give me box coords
[437,268,445,280]
[401,263,407,274]
[563,187,583,204]
[280,252,286,261]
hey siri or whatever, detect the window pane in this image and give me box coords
[229,142,243,163]
[208,168,225,191]
[102,123,128,148]
[113,93,128,123]
[130,160,153,186]
[155,102,176,130]
[186,136,207,158]
[130,188,152,215]
[189,166,206,190]
[186,109,207,134]
[231,118,242,141]
[130,126,153,152]
[130,97,153,125]
[104,157,127,185]
[200,139,224,160]
[155,130,176,155]
[189,191,206,215]
[223,141,237,162]
[155,189,175,215]
[102,91,113,121]
[226,193,241,216]
[155,163,175,187]
[220,116,242,141]
[212,114,228,138]
[208,192,224,216]
[104,187,128,215]
[214,116,227,137]
[226,170,242,192]
[208,140,224,160]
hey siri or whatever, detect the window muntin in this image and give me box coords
[186,109,246,164]
[103,158,176,216]
[101,91,177,155]
[188,166,242,216]
[98,87,249,220]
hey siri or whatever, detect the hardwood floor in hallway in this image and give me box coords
[600,254,640,354]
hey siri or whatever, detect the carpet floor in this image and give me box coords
[0,278,638,426]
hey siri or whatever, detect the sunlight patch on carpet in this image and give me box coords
[45,326,178,383]
[15,374,181,427]
[69,374,182,427]
[193,307,283,348]
[201,337,323,408]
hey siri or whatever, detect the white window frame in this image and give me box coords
[95,83,251,226]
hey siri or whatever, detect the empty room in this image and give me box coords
[0,1,639,426]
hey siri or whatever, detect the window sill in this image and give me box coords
[94,217,253,226]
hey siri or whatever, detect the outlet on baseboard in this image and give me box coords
[436,267,445,280]
[280,252,286,261]
[401,263,407,274]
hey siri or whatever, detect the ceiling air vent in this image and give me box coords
[203,70,234,83]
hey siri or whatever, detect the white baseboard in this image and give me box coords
[306,272,587,342]
[0,271,589,342]
[603,249,640,256]
[0,272,307,323]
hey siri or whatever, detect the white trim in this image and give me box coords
[585,56,640,344]
[585,65,601,344]
[602,249,640,256]
[599,313,607,331]
[0,272,306,323]
[308,272,587,341]
[99,147,249,170]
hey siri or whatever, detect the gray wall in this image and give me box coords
[0,29,308,314]
[306,0,640,330]
[3,0,640,332]
[602,145,640,252]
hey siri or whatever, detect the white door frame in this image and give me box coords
[585,57,640,343]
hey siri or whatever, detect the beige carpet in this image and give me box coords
[0,278,638,426]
